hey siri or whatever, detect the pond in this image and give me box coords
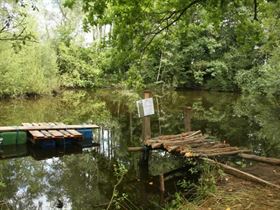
[0,89,279,209]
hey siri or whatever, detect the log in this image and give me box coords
[148,136,204,145]
[159,132,191,140]
[151,143,163,149]
[147,130,201,142]
[183,141,215,148]
[160,133,203,142]
[181,149,251,158]
[146,132,190,142]
[192,146,240,154]
[203,158,280,190]
[211,143,231,149]
[202,149,251,157]
[145,135,201,144]
[165,145,180,152]
[160,131,201,140]
[163,139,205,147]
[238,153,280,165]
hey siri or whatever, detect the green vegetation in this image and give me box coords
[0,0,280,97]
[0,40,58,97]
[1,1,280,209]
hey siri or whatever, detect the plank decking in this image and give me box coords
[0,122,99,132]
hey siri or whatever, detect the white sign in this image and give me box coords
[136,98,155,117]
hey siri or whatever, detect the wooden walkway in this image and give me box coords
[145,130,250,157]
[0,122,99,142]
[0,122,99,132]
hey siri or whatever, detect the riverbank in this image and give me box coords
[169,160,280,210]
[176,174,280,210]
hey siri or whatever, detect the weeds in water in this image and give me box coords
[166,160,225,209]
[106,163,128,210]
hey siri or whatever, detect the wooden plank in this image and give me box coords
[29,130,45,139]
[67,129,82,138]
[47,130,64,138]
[40,122,50,127]
[22,123,32,127]
[0,124,99,132]
[59,130,74,138]
[40,130,52,138]
[55,122,65,126]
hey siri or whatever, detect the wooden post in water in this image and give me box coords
[142,91,152,141]
[159,174,165,192]
[159,174,165,204]
[184,106,192,132]
[139,91,152,182]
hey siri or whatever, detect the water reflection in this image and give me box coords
[0,89,279,209]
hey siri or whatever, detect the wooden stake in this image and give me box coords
[159,174,165,192]
[142,91,152,141]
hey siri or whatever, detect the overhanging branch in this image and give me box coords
[142,0,203,52]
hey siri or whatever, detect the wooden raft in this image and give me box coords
[145,130,250,158]
[21,122,85,141]
[0,123,99,132]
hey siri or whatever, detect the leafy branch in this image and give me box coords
[141,0,203,52]
[106,163,128,210]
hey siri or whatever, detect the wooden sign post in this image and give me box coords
[184,106,192,132]
[141,91,152,141]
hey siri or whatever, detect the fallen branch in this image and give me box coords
[202,149,251,157]
[238,153,280,165]
[203,158,280,190]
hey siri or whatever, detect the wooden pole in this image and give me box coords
[238,153,280,165]
[142,91,152,141]
[159,174,165,192]
[159,174,165,205]
[184,106,192,132]
[203,158,280,190]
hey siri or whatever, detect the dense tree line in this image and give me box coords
[0,0,280,97]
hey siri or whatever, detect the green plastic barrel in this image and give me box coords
[0,131,27,145]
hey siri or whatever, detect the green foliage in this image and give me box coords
[57,43,101,88]
[58,0,280,96]
[2,0,280,96]
[166,161,222,210]
[0,0,36,44]
[0,41,58,97]
[106,163,128,210]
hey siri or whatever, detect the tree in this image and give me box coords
[0,0,37,45]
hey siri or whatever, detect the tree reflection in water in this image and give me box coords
[0,89,280,209]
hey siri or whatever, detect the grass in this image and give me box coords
[170,174,280,210]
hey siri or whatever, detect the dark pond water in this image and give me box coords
[0,89,279,209]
